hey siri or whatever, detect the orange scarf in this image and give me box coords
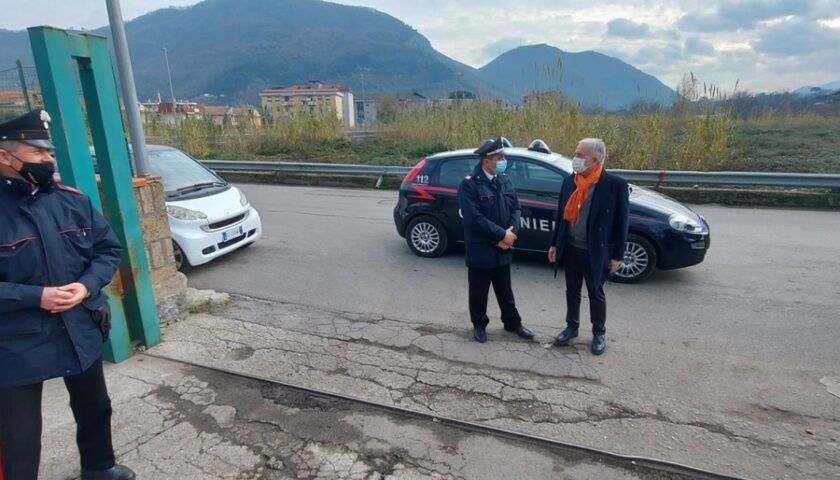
[563,163,604,226]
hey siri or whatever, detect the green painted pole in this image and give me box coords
[28,26,162,360]
[77,31,161,348]
[28,26,132,362]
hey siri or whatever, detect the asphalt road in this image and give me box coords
[188,184,840,418]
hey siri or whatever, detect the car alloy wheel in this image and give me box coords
[406,216,448,257]
[612,233,656,283]
[172,241,189,270]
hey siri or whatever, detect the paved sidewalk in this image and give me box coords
[41,355,668,480]
[40,294,840,479]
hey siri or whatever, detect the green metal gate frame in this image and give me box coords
[28,26,161,362]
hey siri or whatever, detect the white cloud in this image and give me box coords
[0,0,838,92]
[818,17,840,28]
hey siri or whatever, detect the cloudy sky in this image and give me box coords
[3,0,839,93]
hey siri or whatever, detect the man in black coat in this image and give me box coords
[458,137,534,343]
[0,111,135,480]
[548,138,629,355]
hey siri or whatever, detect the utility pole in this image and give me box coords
[162,47,178,126]
[360,72,366,126]
[106,0,150,175]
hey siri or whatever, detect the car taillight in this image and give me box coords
[403,159,427,183]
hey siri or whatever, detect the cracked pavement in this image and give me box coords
[40,294,836,479]
[40,355,677,480]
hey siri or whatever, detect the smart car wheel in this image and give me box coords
[612,233,657,283]
[172,241,190,271]
[406,216,448,257]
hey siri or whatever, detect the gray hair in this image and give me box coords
[0,140,20,152]
[578,138,606,163]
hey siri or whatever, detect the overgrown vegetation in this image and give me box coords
[141,74,839,173]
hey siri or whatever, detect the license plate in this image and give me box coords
[222,226,245,242]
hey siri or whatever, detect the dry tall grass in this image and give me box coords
[381,100,733,171]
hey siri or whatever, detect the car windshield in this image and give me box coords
[146,149,226,194]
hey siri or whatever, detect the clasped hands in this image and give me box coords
[40,282,89,314]
[496,227,517,250]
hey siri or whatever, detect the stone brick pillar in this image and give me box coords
[132,176,188,326]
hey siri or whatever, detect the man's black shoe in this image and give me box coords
[591,335,606,355]
[553,328,578,346]
[81,464,136,480]
[473,328,487,343]
[505,325,535,340]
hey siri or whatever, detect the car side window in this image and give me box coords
[507,159,564,194]
[437,157,477,188]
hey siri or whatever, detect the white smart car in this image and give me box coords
[92,144,262,269]
[145,145,261,269]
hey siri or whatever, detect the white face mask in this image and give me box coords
[572,156,587,173]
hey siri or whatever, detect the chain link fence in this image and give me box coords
[0,64,43,121]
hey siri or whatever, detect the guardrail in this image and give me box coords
[200,160,840,189]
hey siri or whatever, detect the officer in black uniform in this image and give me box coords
[0,110,135,480]
[458,137,534,343]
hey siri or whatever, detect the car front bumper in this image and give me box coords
[657,228,710,270]
[173,207,262,267]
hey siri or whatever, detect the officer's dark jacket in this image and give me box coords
[550,170,630,287]
[457,164,521,268]
[0,176,122,388]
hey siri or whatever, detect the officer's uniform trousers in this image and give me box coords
[0,358,115,479]
[468,264,522,329]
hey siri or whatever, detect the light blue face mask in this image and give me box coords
[495,159,508,174]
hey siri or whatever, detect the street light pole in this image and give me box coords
[162,47,178,126]
[105,0,150,175]
[360,72,366,126]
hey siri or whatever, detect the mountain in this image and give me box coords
[0,1,675,110]
[479,44,674,110]
[0,29,34,66]
[0,0,497,104]
[793,81,840,96]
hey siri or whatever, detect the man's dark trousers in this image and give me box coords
[0,358,115,479]
[468,265,522,329]
[562,245,607,335]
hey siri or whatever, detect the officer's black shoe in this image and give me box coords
[81,464,136,480]
[591,335,606,355]
[505,325,535,340]
[553,328,578,346]
[473,328,487,343]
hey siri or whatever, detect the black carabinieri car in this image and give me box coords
[393,141,710,283]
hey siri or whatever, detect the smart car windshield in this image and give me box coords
[147,149,226,195]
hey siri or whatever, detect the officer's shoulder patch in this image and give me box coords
[57,184,84,195]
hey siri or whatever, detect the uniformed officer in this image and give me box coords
[458,137,534,343]
[0,110,135,480]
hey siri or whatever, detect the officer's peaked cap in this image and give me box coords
[474,136,512,158]
[0,110,55,149]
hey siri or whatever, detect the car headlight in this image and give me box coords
[166,205,207,220]
[238,189,248,207]
[668,213,705,233]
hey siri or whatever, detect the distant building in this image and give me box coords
[354,98,377,126]
[523,90,564,106]
[202,104,262,127]
[139,99,261,126]
[260,81,355,127]
[396,92,431,111]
